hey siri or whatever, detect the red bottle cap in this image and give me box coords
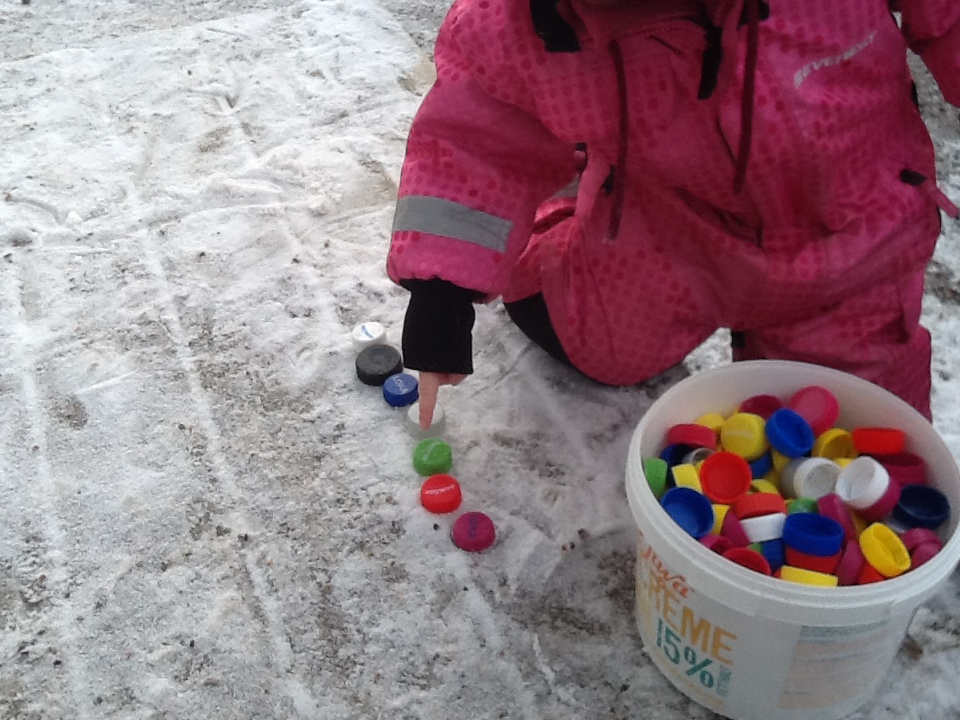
[738,394,783,419]
[722,547,772,575]
[856,562,886,585]
[877,452,927,486]
[733,492,788,519]
[699,452,752,504]
[666,423,717,450]
[420,474,463,514]
[784,547,842,575]
[852,427,907,456]
[700,533,735,554]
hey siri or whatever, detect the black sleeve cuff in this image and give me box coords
[399,279,483,374]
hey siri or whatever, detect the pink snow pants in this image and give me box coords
[502,197,935,419]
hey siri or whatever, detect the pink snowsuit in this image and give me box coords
[387,0,960,418]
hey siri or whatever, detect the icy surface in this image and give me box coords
[1,2,959,719]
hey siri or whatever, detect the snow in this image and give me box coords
[1,2,959,719]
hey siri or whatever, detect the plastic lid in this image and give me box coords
[643,457,669,500]
[738,394,783,419]
[356,344,403,386]
[666,423,717,450]
[787,385,840,437]
[759,539,786,572]
[835,542,866,586]
[659,443,694,466]
[720,509,751,547]
[712,504,730,536]
[700,533,734,554]
[739,513,787,543]
[835,457,890,510]
[682,447,714,466]
[812,428,857,460]
[733,492,787,519]
[790,457,842,500]
[748,451,773,479]
[877,452,927,486]
[859,522,910,577]
[661,487,715,539]
[382,372,419,407]
[780,565,839,587]
[719,413,768,461]
[407,401,446,437]
[694,413,726,433]
[815,493,858,541]
[857,477,901,523]
[699,452,752,504]
[451,512,496,552]
[910,541,942,569]
[900,527,942,552]
[351,321,387,350]
[784,547,841,575]
[852,427,906,456]
[671,463,702,492]
[857,562,886,584]
[722,547,772,575]
[412,438,453,477]
[786,497,819,515]
[893,484,951,529]
[750,479,780,495]
[420,474,463,514]
[765,408,815,458]
[782,513,844,557]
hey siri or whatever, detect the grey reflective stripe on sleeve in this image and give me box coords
[392,196,513,253]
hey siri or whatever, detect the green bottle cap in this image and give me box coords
[413,438,453,477]
[643,457,669,499]
[787,497,819,515]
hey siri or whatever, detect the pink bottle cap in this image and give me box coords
[700,533,735,554]
[738,394,784,419]
[788,385,840,437]
[877,452,927,486]
[835,542,866,586]
[900,527,942,552]
[720,510,752,548]
[910,541,942,569]
[816,493,859,542]
[451,512,496,552]
[857,478,901,523]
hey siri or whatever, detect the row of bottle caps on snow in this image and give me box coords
[645,384,951,586]
[352,322,495,552]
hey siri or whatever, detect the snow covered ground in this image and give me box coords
[1,2,959,718]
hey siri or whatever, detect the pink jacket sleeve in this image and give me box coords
[386,1,575,298]
[895,0,960,106]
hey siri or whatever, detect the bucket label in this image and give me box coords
[635,534,735,707]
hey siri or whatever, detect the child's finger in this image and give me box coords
[418,374,440,429]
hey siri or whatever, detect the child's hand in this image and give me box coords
[418,371,466,429]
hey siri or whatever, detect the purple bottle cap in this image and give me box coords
[451,512,496,552]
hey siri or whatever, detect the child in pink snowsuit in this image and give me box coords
[386,0,960,426]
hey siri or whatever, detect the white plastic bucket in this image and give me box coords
[625,360,960,720]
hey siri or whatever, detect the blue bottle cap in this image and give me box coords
[893,484,951,530]
[760,539,786,572]
[781,512,844,557]
[382,372,419,407]
[661,487,715,539]
[659,443,693,466]
[765,408,815,458]
[749,451,773,479]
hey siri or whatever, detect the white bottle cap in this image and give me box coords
[740,513,787,543]
[407,401,446,438]
[351,321,387,351]
[835,456,890,509]
[792,457,842,499]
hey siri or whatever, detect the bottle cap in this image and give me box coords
[786,457,842,500]
[722,547,772,575]
[784,547,842,575]
[351,321,387,350]
[750,479,781,495]
[733,492,787,519]
[900,527,942,552]
[834,541,866,586]
[420,474,463,514]
[738,394,783,419]
[382,372,419,407]
[857,562,886,584]
[682,447,714,466]
[815,493,858,541]
[835,456,890,510]
[659,443,694,466]
[407,401,446,438]
[412,438,453,477]
[720,509,752,547]
[700,533,734,554]
[812,428,857,460]
[699,452,752,504]
[451,512,496,552]
[666,423,717,450]
[661,487,714,539]
[786,497,819,514]
[765,408,815,458]
[719,413,768,461]
[694,413,726,434]
[852,427,906,456]
[748,451,773,479]
[671,463,702,492]
[759,539,786,571]
[910,541,942,569]
[876,452,927,486]
[355,344,403,386]
[857,478,901,523]
[712,504,730,536]
[893,484,951,529]
[643,457,669,499]
[779,565,839,587]
[740,513,787,543]
[859,522,911,577]
[787,385,840,437]
[782,513,844,557]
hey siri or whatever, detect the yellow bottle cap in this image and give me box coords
[720,413,769,461]
[712,504,731,536]
[859,523,911,577]
[779,565,839,587]
[750,479,781,495]
[813,428,858,459]
[695,412,726,434]
[672,463,702,493]
[771,449,791,473]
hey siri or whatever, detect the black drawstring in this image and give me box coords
[607,40,629,240]
[733,0,760,194]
